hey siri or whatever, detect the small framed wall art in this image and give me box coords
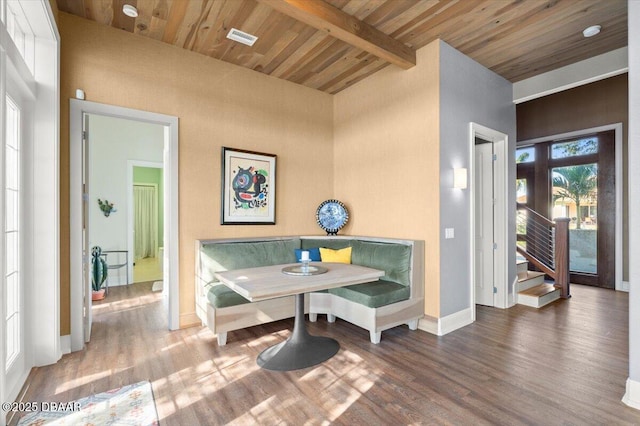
[221,147,276,225]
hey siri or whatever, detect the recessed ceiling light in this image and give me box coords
[583,25,601,38]
[123,4,139,18]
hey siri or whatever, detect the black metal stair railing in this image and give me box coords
[516,203,571,298]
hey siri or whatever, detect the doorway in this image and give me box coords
[470,123,509,312]
[516,130,617,288]
[474,138,495,306]
[131,164,164,284]
[69,100,179,352]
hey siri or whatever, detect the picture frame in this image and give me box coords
[221,147,276,225]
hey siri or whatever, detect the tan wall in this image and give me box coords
[58,13,334,332]
[333,42,441,317]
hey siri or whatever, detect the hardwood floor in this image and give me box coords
[16,283,640,425]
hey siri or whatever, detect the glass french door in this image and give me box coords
[516,130,615,288]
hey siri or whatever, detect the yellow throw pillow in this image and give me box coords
[319,247,352,264]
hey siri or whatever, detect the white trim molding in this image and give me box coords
[418,308,474,336]
[623,378,640,410]
[70,100,180,352]
[60,335,71,355]
[469,123,510,312]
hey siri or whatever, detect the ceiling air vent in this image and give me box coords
[226,28,258,47]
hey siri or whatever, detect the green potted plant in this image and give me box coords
[91,246,108,300]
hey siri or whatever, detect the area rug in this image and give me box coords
[18,380,159,425]
[151,281,163,292]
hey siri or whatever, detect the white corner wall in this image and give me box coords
[88,114,163,285]
[623,0,640,411]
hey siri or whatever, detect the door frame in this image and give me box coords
[70,100,179,352]
[470,123,509,318]
[474,140,496,307]
[517,123,624,291]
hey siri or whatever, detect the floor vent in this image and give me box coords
[226,28,258,47]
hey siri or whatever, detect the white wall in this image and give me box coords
[88,114,163,285]
[623,0,640,411]
[438,41,517,316]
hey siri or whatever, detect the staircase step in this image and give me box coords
[516,271,546,292]
[516,261,529,280]
[517,283,560,308]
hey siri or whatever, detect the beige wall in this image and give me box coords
[58,13,334,332]
[333,42,441,317]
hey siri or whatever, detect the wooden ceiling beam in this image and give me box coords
[257,0,416,69]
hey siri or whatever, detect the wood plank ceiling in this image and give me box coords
[55,0,628,94]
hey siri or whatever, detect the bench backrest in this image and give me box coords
[196,235,424,299]
[197,237,299,283]
[300,238,411,287]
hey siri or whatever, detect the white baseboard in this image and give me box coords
[180,312,200,328]
[510,276,519,307]
[623,377,640,410]
[619,281,630,292]
[60,335,71,355]
[418,307,474,336]
[418,315,438,335]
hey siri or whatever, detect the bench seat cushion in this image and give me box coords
[206,283,250,308]
[328,279,409,308]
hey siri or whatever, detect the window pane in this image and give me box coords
[4,94,22,370]
[516,178,527,204]
[6,272,18,317]
[551,164,598,274]
[551,138,598,159]
[6,146,17,189]
[6,313,19,368]
[6,103,17,149]
[6,231,18,273]
[6,189,17,231]
[516,147,535,163]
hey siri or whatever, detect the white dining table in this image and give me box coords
[214,262,384,371]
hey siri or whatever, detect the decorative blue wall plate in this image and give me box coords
[316,199,349,235]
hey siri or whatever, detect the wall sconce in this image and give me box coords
[453,168,468,189]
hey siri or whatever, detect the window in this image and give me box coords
[516,146,535,163]
[1,0,60,404]
[5,95,21,368]
[551,137,598,159]
[4,1,35,74]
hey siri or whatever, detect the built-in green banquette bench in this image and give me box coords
[195,236,424,346]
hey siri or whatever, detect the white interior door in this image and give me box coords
[475,140,495,306]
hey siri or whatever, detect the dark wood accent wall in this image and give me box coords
[517,74,628,141]
[516,74,629,282]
